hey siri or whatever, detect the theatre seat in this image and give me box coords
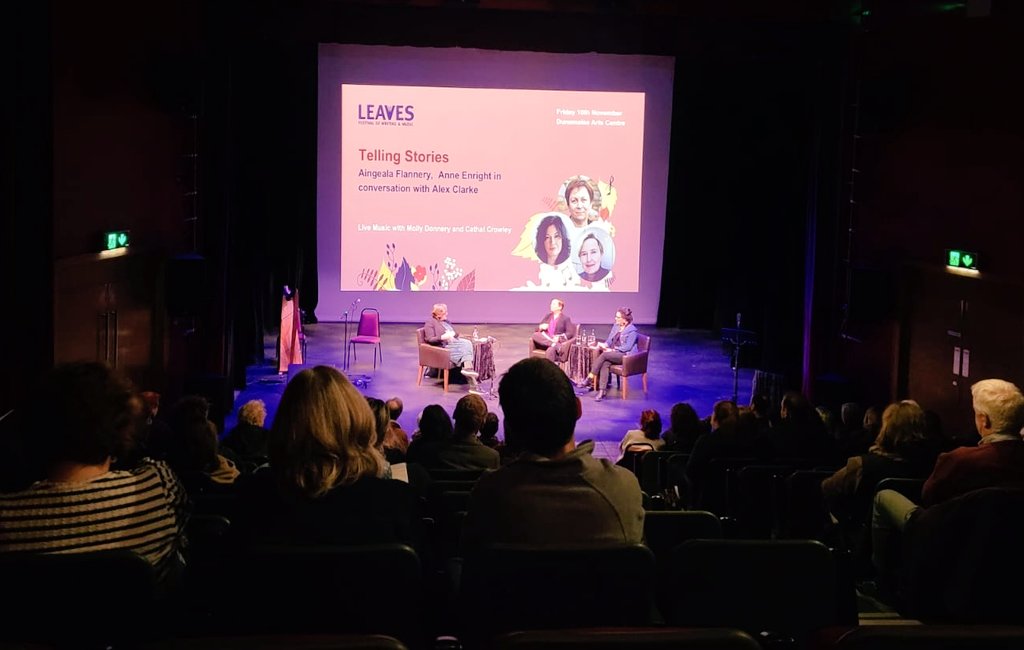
[220,543,423,645]
[459,544,658,644]
[492,627,762,649]
[0,549,161,646]
[666,539,843,643]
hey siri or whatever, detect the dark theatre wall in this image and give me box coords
[824,13,1024,431]
[5,1,1023,430]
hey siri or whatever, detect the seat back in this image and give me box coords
[781,469,834,539]
[417,328,450,370]
[643,510,723,558]
[147,633,412,649]
[832,624,1024,649]
[640,450,686,495]
[0,549,161,645]
[695,457,759,515]
[637,332,650,353]
[427,468,486,482]
[733,464,794,538]
[357,307,381,338]
[617,444,654,476]
[643,510,723,613]
[667,539,840,640]
[492,627,763,649]
[613,333,650,377]
[223,543,422,643]
[459,544,658,640]
[665,453,691,505]
[900,487,1024,623]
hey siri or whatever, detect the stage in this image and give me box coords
[225,323,756,461]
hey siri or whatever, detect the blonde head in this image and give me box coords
[872,401,927,456]
[270,365,384,497]
[238,399,267,427]
[431,303,448,320]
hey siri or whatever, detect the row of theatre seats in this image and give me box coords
[2,466,1023,649]
[619,449,843,539]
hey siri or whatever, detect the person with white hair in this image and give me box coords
[870,378,1024,594]
[919,378,1024,505]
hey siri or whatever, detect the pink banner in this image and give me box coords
[339,85,645,292]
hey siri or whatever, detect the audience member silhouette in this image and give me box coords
[757,391,836,464]
[115,389,171,469]
[461,357,643,550]
[822,400,943,570]
[222,399,270,471]
[748,393,774,436]
[919,379,1024,506]
[408,396,498,471]
[661,402,706,453]
[232,366,417,546]
[479,412,500,449]
[384,396,410,459]
[406,404,455,467]
[834,401,872,459]
[366,397,396,476]
[164,395,239,494]
[684,400,746,510]
[617,409,664,462]
[0,362,187,584]
[871,379,1024,600]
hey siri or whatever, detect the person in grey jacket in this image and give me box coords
[461,357,643,553]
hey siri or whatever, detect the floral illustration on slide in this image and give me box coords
[357,243,475,291]
[510,174,618,290]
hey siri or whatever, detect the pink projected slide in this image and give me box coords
[339,85,645,292]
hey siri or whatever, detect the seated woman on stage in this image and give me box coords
[423,302,479,389]
[531,298,575,363]
[580,307,639,402]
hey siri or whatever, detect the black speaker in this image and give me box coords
[165,254,207,316]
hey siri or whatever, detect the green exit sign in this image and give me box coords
[946,248,978,270]
[103,230,130,251]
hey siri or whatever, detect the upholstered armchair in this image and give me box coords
[417,327,454,392]
[527,322,579,365]
[606,333,650,399]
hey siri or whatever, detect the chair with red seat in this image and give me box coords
[348,308,383,369]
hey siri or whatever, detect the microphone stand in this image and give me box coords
[721,313,758,405]
[342,299,358,370]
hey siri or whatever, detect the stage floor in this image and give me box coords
[226,323,755,461]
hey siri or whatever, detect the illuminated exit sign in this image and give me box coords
[945,249,978,271]
[103,230,130,251]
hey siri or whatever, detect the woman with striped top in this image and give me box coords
[0,362,187,583]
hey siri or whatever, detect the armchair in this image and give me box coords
[527,322,579,366]
[417,327,454,392]
[606,333,650,399]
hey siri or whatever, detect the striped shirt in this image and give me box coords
[0,459,187,579]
